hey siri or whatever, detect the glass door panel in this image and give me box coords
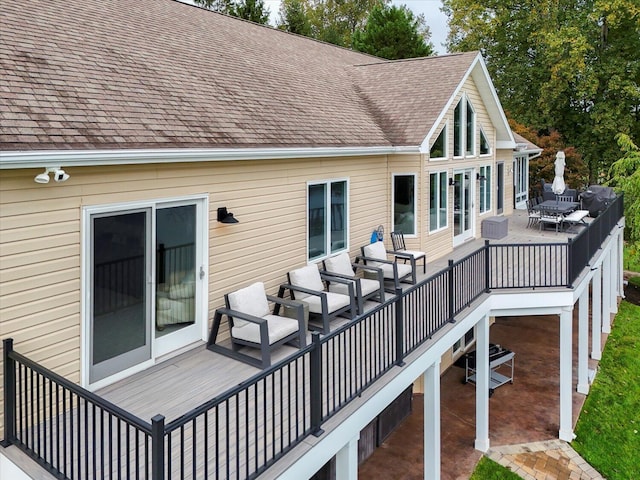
[454,169,474,245]
[90,211,151,383]
[156,205,197,337]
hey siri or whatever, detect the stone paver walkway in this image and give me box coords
[486,440,604,480]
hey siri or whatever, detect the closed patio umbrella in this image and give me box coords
[551,151,566,195]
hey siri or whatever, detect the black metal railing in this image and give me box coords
[2,339,159,479]
[2,195,624,480]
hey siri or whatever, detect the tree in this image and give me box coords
[607,134,640,265]
[352,4,433,59]
[442,0,640,183]
[193,0,233,13]
[229,0,270,24]
[278,0,312,36]
[193,0,270,24]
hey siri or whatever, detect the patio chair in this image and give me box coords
[557,195,574,203]
[390,231,426,274]
[538,206,564,233]
[359,241,416,289]
[279,264,357,334]
[526,199,540,228]
[207,282,307,369]
[322,252,385,314]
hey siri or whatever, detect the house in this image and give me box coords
[0,1,624,479]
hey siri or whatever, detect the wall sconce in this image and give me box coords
[34,167,70,184]
[449,177,455,186]
[476,173,487,182]
[217,207,239,224]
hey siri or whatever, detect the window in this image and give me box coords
[430,125,447,159]
[479,165,492,213]
[308,179,347,261]
[454,101,463,157]
[480,129,490,155]
[466,101,475,155]
[429,171,448,231]
[453,327,475,354]
[453,96,476,157]
[393,174,416,235]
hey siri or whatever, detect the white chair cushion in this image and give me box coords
[380,262,412,280]
[300,291,351,314]
[289,264,324,300]
[232,314,299,344]
[401,249,426,260]
[324,253,354,277]
[227,282,270,328]
[363,241,387,267]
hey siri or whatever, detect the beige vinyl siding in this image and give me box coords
[0,155,394,434]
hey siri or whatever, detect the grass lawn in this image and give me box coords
[571,300,640,480]
[469,457,521,480]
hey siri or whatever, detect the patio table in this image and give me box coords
[533,200,579,215]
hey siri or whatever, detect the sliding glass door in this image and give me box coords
[87,198,206,385]
[90,210,152,383]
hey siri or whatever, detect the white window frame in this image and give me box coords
[81,194,209,390]
[429,124,448,160]
[307,178,349,262]
[479,164,492,214]
[392,173,417,236]
[453,95,477,158]
[466,100,476,156]
[429,170,448,233]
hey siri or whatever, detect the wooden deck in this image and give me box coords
[6,211,596,479]
[87,209,593,478]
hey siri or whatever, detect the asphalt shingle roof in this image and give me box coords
[0,0,478,152]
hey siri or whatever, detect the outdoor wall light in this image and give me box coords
[34,167,70,184]
[217,207,239,224]
[477,173,487,182]
[449,177,455,186]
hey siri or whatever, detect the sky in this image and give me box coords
[263,0,449,54]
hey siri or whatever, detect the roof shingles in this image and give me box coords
[1,0,477,152]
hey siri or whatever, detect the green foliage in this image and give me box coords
[470,456,521,479]
[443,0,640,183]
[193,0,234,13]
[509,118,589,193]
[607,134,640,263]
[229,0,270,24]
[278,0,312,36]
[573,301,640,480]
[194,0,270,24]
[277,0,389,47]
[352,4,433,59]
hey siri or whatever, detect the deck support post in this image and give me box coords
[577,288,590,394]
[310,332,324,436]
[602,253,611,334]
[618,225,625,300]
[591,266,602,360]
[151,414,165,480]
[559,306,575,442]
[609,245,618,313]
[424,360,441,480]
[2,338,16,447]
[474,314,490,452]
[335,433,359,480]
